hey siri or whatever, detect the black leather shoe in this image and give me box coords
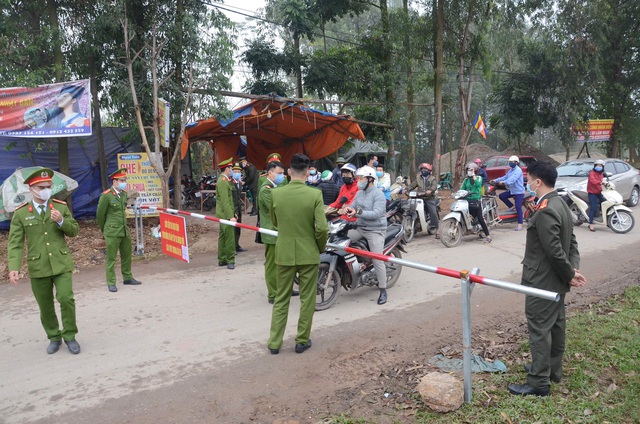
[47,340,62,354]
[227,263,235,270]
[523,364,561,383]
[108,285,117,293]
[508,383,549,397]
[236,247,247,252]
[377,289,387,305]
[218,262,228,266]
[295,340,312,354]
[269,347,279,355]
[123,278,141,285]
[65,339,81,355]
[291,290,299,297]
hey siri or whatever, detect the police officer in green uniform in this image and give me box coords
[258,152,289,192]
[216,157,237,269]
[231,162,247,253]
[508,161,586,397]
[97,168,141,292]
[8,168,81,355]
[267,154,328,355]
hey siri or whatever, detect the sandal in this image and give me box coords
[435,232,440,240]
[485,236,492,244]
[588,225,595,232]
[515,225,523,231]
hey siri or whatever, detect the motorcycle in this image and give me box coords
[439,190,500,248]
[557,175,635,234]
[315,219,406,311]
[485,182,536,223]
[399,191,440,242]
[198,175,217,211]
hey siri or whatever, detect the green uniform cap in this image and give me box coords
[218,157,234,169]
[108,168,128,180]
[24,168,54,186]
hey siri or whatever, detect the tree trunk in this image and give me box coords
[171,0,185,209]
[89,53,109,190]
[294,35,303,98]
[432,0,444,180]
[404,0,416,179]
[380,0,396,178]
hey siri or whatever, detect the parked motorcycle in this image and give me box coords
[558,175,634,234]
[315,219,406,311]
[485,182,536,223]
[198,175,217,211]
[439,190,500,248]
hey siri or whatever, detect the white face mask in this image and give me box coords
[33,187,52,201]
[467,170,475,177]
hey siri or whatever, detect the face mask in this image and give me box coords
[372,160,379,167]
[509,162,517,168]
[357,180,369,190]
[274,174,285,185]
[310,170,317,175]
[33,188,52,201]
[421,170,430,177]
[117,182,127,191]
[528,179,539,194]
[467,170,475,177]
[594,166,603,172]
[232,172,242,181]
[342,176,353,185]
[376,171,383,178]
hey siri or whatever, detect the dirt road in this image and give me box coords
[1,218,638,424]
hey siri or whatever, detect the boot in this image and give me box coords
[377,288,387,305]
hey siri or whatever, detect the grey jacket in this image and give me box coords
[350,185,387,231]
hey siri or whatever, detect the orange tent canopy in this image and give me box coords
[181,97,365,166]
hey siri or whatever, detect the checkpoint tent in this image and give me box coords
[181,97,365,166]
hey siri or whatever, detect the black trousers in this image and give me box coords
[469,199,490,236]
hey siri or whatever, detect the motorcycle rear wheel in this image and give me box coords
[608,210,635,234]
[315,263,341,311]
[383,248,403,288]
[569,204,583,226]
[440,218,462,248]
[402,215,415,243]
[203,196,215,211]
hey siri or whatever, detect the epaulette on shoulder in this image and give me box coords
[52,199,66,204]
[15,202,28,210]
[103,189,111,194]
[538,199,549,210]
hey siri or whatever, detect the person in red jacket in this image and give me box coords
[329,163,359,221]
[587,159,606,232]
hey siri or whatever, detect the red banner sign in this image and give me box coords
[575,119,614,143]
[160,212,189,263]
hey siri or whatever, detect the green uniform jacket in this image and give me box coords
[215,175,234,219]
[96,188,130,237]
[258,180,276,244]
[270,180,328,266]
[407,173,437,198]
[8,200,79,278]
[243,163,259,188]
[231,179,243,215]
[522,191,580,294]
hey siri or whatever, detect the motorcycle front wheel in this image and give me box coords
[608,210,635,234]
[315,262,341,311]
[440,218,463,248]
[402,215,416,243]
[384,248,403,288]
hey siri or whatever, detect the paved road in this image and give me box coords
[1,218,638,423]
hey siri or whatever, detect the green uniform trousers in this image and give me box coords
[31,272,77,341]
[268,263,318,350]
[264,244,277,301]
[526,293,566,388]
[105,235,133,286]
[218,223,235,264]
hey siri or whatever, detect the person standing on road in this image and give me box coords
[508,161,586,397]
[216,158,237,270]
[97,168,142,293]
[231,162,246,253]
[267,153,328,355]
[461,163,491,243]
[587,159,606,232]
[344,166,389,305]
[8,168,81,355]
[240,156,259,216]
[492,155,526,231]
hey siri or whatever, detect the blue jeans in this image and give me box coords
[499,191,525,224]
[588,193,606,224]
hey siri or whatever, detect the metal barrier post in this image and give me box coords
[461,267,479,403]
[133,198,144,256]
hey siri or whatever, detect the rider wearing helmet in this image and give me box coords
[491,155,526,231]
[329,163,360,219]
[474,158,489,182]
[462,163,491,243]
[344,166,389,305]
[587,159,607,231]
[406,162,440,238]
[318,170,339,205]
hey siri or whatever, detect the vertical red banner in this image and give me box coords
[159,212,189,263]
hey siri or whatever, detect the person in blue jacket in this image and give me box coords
[492,155,525,231]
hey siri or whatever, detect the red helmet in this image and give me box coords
[474,158,482,164]
[419,163,432,171]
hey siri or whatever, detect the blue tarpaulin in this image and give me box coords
[0,128,139,230]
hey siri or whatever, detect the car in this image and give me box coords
[482,155,537,181]
[554,158,640,207]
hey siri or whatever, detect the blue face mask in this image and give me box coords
[372,161,379,167]
[509,162,517,168]
[117,182,127,191]
[232,172,242,181]
[274,174,285,185]
[594,166,603,172]
[310,170,317,175]
[376,171,383,178]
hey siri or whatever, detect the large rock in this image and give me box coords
[417,372,464,412]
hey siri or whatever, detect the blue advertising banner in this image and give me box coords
[0,79,92,138]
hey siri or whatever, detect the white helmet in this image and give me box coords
[509,155,519,163]
[356,166,376,179]
[466,162,478,170]
[594,159,605,166]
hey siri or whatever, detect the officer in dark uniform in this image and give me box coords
[97,168,142,293]
[216,157,237,269]
[8,168,81,355]
[508,161,586,397]
[231,162,247,253]
[240,156,259,215]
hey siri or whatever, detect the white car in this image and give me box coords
[555,158,640,207]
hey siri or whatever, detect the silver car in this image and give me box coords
[555,158,640,207]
